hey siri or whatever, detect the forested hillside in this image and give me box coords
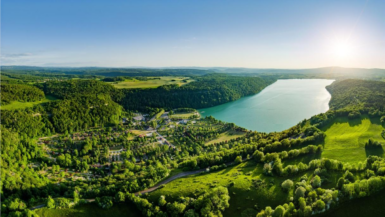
[1,66,211,77]
[47,95,122,133]
[326,79,385,110]
[38,80,120,100]
[119,74,276,111]
[0,84,45,105]
[38,74,276,112]
[1,81,123,137]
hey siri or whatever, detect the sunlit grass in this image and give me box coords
[205,130,246,145]
[321,115,385,164]
[1,95,58,110]
[108,77,194,89]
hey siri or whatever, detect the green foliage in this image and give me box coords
[253,150,265,162]
[39,79,119,100]
[312,175,322,188]
[158,195,167,207]
[95,196,113,209]
[119,74,276,111]
[102,77,125,82]
[294,187,306,200]
[194,186,230,216]
[1,84,45,105]
[326,79,385,110]
[48,95,122,133]
[115,192,125,202]
[281,179,294,192]
[47,196,55,209]
[234,156,243,164]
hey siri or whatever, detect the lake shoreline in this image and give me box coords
[199,79,335,133]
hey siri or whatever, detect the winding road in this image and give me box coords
[135,168,206,195]
[30,167,207,210]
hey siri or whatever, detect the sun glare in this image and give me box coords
[332,39,354,59]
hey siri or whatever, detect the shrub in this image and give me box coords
[295,187,306,200]
[281,180,294,192]
[96,196,113,209]
[253,150,264,162]
[234,156,243,164]
[314,199,325,211]
[312,175,322,188]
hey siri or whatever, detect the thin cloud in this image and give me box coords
[1,53,33,58]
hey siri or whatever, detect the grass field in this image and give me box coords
[35,203,141,217]
[130,130,150,135]
[321,115,385,164]
[1,95,58,110]
[170,111,199,119]
[205,130,246,145]
[109,77,193,89]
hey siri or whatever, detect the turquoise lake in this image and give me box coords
[199,79,335,132]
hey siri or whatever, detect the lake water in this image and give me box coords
[199,79,335,132]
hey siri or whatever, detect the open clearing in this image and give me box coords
[130,130,151,135]
[170,111,199,119]
[1,95,58,110]
[321,115,385,164]
[109,77,194,89]
[205,130,246,145]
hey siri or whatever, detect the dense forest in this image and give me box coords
[327,79,385,111]
[119,74,276,111]
[0,84,45,105]
[48,95,122,133]
[37,80,120,100]
[37,74,276,112]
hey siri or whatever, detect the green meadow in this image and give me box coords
[321,115,385,164]
[205,130,246,145]
[109,77,194,89]
[1,95,58,110]
[170,111,198,119]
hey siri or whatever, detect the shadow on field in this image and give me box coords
[368,117,382,125]
[347,118,363,127]
[365,146,384,158]
[320,116,363,132]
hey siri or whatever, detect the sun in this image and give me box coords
[332,39,354,59]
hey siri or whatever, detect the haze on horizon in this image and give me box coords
[1,0,385,69]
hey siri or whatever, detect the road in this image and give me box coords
[156,131,176,149]
[135,168,206,195]
[29,167,207,210]
[30,158,245,210]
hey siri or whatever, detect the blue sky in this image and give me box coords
[1,0,384,68]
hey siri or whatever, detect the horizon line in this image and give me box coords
[2,65,385,71]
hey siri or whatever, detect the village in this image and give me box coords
[34,108,248,183]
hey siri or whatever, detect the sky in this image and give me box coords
[1,0,385,68]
